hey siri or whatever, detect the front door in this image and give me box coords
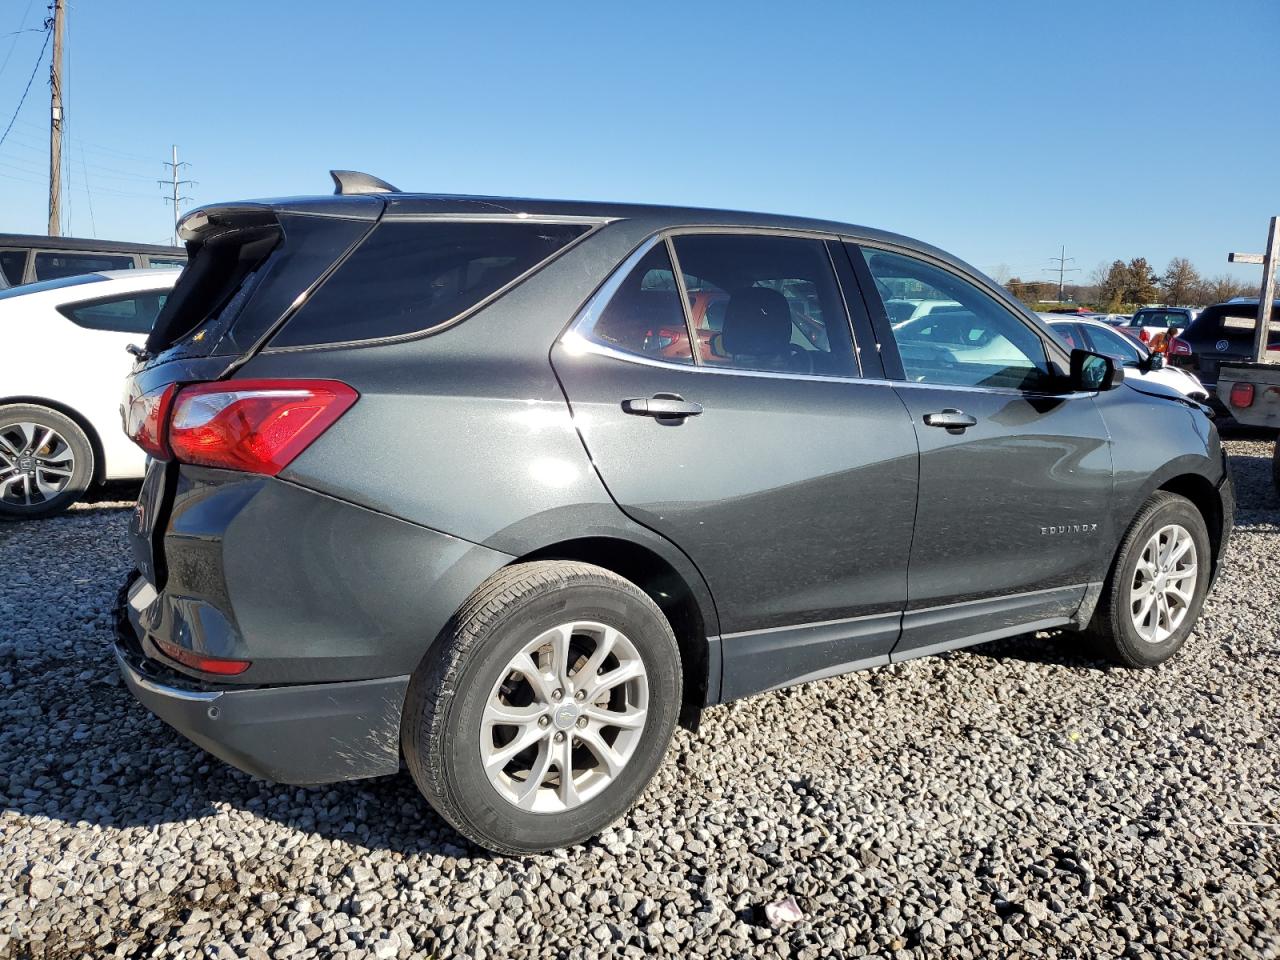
[553,232,919,699]
[851,244,1114,657]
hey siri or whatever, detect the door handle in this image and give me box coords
[622,395,703,418]
[923,408,977,432]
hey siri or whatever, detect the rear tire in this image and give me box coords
[0,404,94,521]
[401,561,682,854]
[1087,491,1210,667]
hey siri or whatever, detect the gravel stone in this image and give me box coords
[2,442,1279,958]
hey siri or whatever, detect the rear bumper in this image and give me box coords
[115,588,407,784]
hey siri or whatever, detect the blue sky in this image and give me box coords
[0,0,1275,284]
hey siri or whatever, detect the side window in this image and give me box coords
[581,243,694,365]
[670,234,857,376]
[61,293,168,335]
[1082,323,1142,366]
[861,248,1053,390]
[0,250,25,285]
[34,251,134,280]
[1051,323,1080,349]
[273,220,589,347]
[146,257,187,270]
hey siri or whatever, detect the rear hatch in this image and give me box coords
[123,197,383,586]
[1176,301,1280,385]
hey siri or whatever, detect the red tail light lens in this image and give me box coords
[123,384,177,459]
[1230,382,1255,408]
[154,638,251,675]
[1167,336,1192,357]
[168,379,358,476]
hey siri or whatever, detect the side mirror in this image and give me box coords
[1070,349,1123,391]
[1146,352,1165,371]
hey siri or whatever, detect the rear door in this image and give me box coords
[553,231,919,700]
[850,244,1114,657]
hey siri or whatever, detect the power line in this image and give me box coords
[0,0,37,81]
[0,21,49,152]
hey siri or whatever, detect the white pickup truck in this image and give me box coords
[1218,360,1280,493]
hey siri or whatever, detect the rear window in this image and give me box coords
[270,220,591,348]
[34,251,134,280]
[1131,309,1189,328]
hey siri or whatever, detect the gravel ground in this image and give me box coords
[2,440,1278,960]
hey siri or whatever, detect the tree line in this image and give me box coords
[1005,257,1256,311]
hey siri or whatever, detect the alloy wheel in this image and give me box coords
[0,422,77,508]
[1129,523,1198,644]
[480,621,649,813]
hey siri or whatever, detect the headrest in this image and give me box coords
[721,287,792,357]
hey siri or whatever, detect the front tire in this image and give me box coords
[402,561,682,854]
[1087,491,1211,667]
[0,404,95,521]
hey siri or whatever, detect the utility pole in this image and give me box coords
[1045,245,1080,303]
[159,146,195,246]
[47,0,65,236]
[1228,215,1279,364]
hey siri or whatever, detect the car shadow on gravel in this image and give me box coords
[964,629,1116,670]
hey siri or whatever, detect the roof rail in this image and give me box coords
[329,170,400,196]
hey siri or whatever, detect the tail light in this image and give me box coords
[123,384,178,459]
[154,637,250,675]
[1167,336,1192,357]
[644,327,685,351]
[168,379,358,476]
[1229,382,1255,409]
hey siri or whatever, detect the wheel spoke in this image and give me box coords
[483,722,546,773]
[0,433,19,458]
[483,701,543,726]
[578,727,625,777]
[1165,564,1197,585]
[1169,536,1193,565]
[12,423,36,455]
[575,626,619,685]
[514,741,555,810]
[32,427,55,456]
[509,652,555,704]
[588,660,643,699]
[585,704,647,730]
[556,734,580,807]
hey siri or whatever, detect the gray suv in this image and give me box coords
[115,172,1233,853]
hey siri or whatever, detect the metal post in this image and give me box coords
[1254,217,1279,363]
[47,0,65,236]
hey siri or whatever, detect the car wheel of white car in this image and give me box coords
[0,404,95,521]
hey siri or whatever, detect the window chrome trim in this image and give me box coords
[382,213,616,226]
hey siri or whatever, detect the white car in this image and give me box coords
[1046,316,1209,401]
[0,268,180,519]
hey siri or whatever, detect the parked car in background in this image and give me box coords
[1126,307,1196,351]
[0,233,186,287]
[1167,299,1280,417]
[1044,316,1209,400]
[0,269,180,518]
[114,175,1232,854]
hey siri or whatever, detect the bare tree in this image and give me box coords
[1161,257,1201,306]
[989,263,1012,285]
[1198,274,1256,304]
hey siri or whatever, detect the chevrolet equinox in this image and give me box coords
[115,171,1234,853]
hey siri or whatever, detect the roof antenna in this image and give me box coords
[329,170,400,196]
